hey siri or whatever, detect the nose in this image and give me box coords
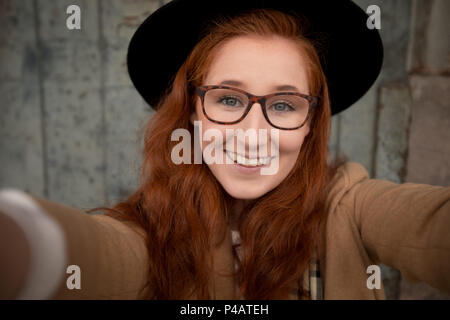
[233,102,272,157]
[240,102,270,131]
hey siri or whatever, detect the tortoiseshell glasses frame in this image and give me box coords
[195,85,320,130]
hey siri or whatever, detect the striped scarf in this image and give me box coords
[231,230,323,300]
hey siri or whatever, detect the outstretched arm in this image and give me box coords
[349,178,450,295]
[0,189,150,299]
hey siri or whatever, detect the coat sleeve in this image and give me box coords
[0,188,150,299]
[341,165,450,295]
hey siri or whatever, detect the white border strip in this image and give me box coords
[0,189,67,299]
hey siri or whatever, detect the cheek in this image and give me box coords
[278,128,309,161]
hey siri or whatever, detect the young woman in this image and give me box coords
[0,0,449,300]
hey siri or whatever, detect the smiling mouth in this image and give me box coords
[224,150,274,167]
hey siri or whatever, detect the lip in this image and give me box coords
[224,149,273,174]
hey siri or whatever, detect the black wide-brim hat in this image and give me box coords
[127,0,383,115]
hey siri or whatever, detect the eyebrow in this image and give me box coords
[218,80,300,92]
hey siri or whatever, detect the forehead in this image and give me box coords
[204,35,310,94]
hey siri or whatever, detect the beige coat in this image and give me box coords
[21,162,450,299]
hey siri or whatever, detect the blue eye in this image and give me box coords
[218,96,242,107]
[270,102,295,112]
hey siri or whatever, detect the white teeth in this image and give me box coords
[226,151,272,167]
[237,154,257,166]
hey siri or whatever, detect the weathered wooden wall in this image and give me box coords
[0,0,158,210]
[0,0,448,299]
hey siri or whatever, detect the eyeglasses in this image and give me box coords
[195,85,319,130]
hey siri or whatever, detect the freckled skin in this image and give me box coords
[191,35,311,200]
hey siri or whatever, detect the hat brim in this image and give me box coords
[127,0,383,115]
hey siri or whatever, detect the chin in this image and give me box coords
[221,181,274,200]
[207,164,285,200]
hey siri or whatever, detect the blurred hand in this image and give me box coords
[0,210,31,299]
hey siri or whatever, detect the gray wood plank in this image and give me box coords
[100,0,158,204]
[406,75,450,186]
[36,0,105,210]
[0,1,45,198]
[375,84,411,183]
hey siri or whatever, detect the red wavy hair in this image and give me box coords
[88,8,342,299]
